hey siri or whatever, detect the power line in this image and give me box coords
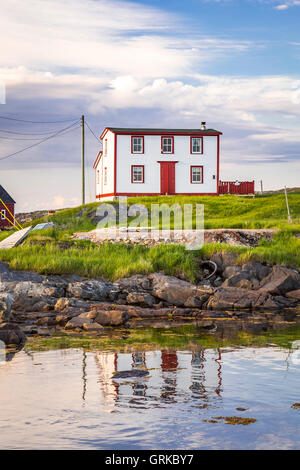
[0,115,78,124]
[85,121,101,143]
[0,121,80,162]
[0,127,79,136]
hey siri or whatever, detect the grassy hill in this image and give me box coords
[0,193,299,281]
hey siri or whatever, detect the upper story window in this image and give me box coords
[104,167,108,185]
[131,136,144,154]
[190,137,203,154]
[104,139,108,156]
[191,166,203,184]
[96,170,100,184]
[1,210,6,220]
[161,136,174,154]
[131,165,144,183]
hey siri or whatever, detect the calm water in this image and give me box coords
[0,337,300,449]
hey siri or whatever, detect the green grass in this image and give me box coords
[0,193,299,280]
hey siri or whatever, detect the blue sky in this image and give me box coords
[0,0,299,211]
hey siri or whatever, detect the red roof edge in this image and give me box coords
[93,150,103,169]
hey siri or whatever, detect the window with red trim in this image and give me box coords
[131,136,144,154]
[191,166,203,183]
[104,167,107,185]
[104,139,108,156]
[96,170,100,184]
[131,165,144,183]
[161,136,174,154]
[190,137,203,154]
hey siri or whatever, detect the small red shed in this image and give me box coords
[0,185,16,229]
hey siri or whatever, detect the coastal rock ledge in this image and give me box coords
[0,259,299,343]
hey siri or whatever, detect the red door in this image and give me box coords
[159,162,176,195]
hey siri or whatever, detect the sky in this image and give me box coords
[0,0,299,211]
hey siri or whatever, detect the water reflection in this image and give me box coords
[95,348,224,410]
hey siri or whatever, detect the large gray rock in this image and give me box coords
[241,262,271,281]
[222,272,259,290]
[113,275,152,293]
[0,281,65,298]
[286,289,300,301]
[259,266,300,295]
[66,279,110,300]
[94,309,130,326]
[207,287,272,310]
[149,273,214,306]
[12,294,56,312]
[0,293,13,322]
[126,292,156,307]
[65,316,94,330]
[0,323,26,345]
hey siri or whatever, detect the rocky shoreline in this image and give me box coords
[1,253,300,346]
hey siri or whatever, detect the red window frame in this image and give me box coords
[131,165,145,183]
[190,166,204,184]
[104,167,107,185]
[131,136,144,154]
[161,136,174,154]
[104,139,108,156]
[190,136,203,154]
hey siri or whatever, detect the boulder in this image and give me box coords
[259,266,300,295]
[222,272,259,290]
[65,316,94,330]
[82,322,104,332]
[66,279,110,300]
[126,292,156,307]
[206,287,272,310]
[184,294,210,308]
[0,293,13,322]
[94,309,130,326]
[12,294,56,312]
[211,252,239,272]
[241,262,271,281]
[54,297,70,311]
[149,273,214,306]
[0,323,26,345]
[223,266,242,279]
[286,289,300,301]
[113,275,152,293]
[1,281,65,298]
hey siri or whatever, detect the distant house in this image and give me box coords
[93,123,222,199]
[0,185,16,229]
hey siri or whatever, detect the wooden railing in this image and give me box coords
[219,181,255,195]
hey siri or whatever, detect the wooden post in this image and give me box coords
[284,186,292,223]
[81,115,85,206]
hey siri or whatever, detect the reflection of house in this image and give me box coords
[95,349,223,408]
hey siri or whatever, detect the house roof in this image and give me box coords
[100,127,222,139]
[0,185,16,204]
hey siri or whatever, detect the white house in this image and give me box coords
[93,124,222,199]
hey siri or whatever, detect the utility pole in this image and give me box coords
[284,186,292,223]
[260,180,263,195]
[81,115,85,205]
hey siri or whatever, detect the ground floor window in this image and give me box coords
[1,209,6,220]
[131,165,144,183]
[191,166,203,183]
[104,167,107,185]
